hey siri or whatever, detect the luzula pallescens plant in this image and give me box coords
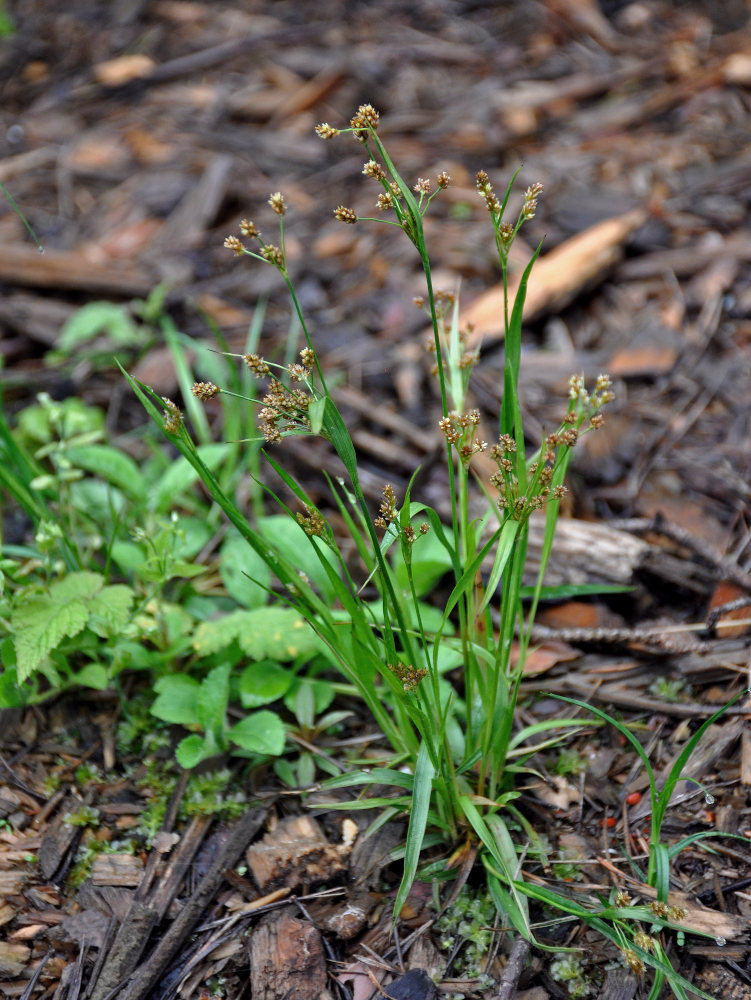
[136,103,619,947]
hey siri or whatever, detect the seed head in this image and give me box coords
[296,505,326,537]
[414,177,431,195]
[375,484,398,528]
[300,347,316,368]
[224,235,245,255]
[191,381,219,401]
[376,192,394,211]
[334,205,357,224]
[350,103,380,139]
[363,160,386,180]
[436,171,451,189]
[476,170,492,195]
[244,353,270,376]
[268,192,286,216]
[162,397,182,434]
[240,219,258,238]
[315,123,339,139]
[523,182,544,219]
[622,949,645,976]
[261,244,284,267]
[633,931,653,952]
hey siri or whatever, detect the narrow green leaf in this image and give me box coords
[393,741,434,921]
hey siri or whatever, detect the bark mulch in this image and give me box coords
[1,1,751,997]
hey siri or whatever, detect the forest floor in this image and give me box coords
[1,1,751,998]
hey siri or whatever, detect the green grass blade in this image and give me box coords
[393,741,435,922]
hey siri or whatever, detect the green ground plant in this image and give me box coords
[122,104,725,994]
[0,104,734,997]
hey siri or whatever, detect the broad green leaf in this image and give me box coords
[64,444,146,501]
[257,515,340,603]
[70,480,126,521]
[393,526,453,598]
[72,663,109,690]
[239,660,293,708]
[58,301,142,351]
[153,443,231,513]
[150,673,200,725]
[176,734,211,769]
[283,677,335,717]
[219,530,271,609]
[228,710,286,756]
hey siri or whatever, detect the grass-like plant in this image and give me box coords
[122,106,727,993]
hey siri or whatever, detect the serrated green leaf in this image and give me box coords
[50,571,104,603]
[197,663,230,735]
[192,607,322,661]
[228,710,285,756]
[11,571,105,682]
[239,660,293,708]
[150,674,200,725]
[87,584,134,636]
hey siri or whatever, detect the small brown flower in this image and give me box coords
[315,123,339,139]
[376,192,394,211]
[191,381,219,401]
[334,205,357,224]
[268,192,286,216]
[261,244,284,267]
[523,181,544,219]
[362,160,386,180]
[244,353,270,376]
[414,177,431,195]
[240,219,258,238]
[622,949,645,976]
[436,171,451,189]
[162,397,182,434]
[224,235,245,255]
[350,103,379,135]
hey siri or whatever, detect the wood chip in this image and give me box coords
[247,815,344,891]
[90,853,145,887]
[249,908,328,1000]
[464,209,647,346]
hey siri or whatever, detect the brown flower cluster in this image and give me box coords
[191,381,219,401]
[375,484,398,529]
[295,504,326,538]
[223,200,287,271]
[476,170,500,215]
[161,397,182,434]
[242,350,317,443]
[388,661,428,693]
[439,410,486,466]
